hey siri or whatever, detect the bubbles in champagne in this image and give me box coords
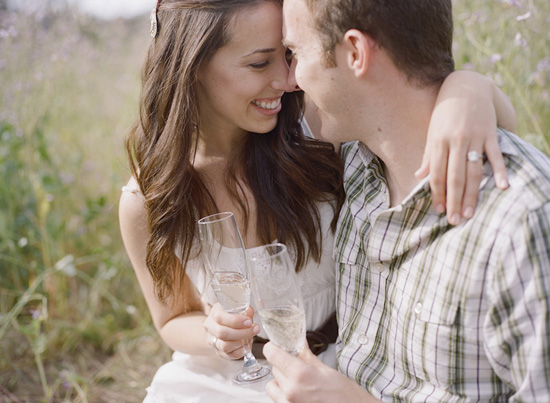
[259,306,306,355]
[211,271,250,313]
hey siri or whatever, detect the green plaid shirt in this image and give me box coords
[335,129,550,401]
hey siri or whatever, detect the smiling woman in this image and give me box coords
[118,0,344,401]
[196,2,291,137]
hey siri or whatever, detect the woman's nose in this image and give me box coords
[272,57,301,92]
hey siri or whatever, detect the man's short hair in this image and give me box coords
[304,0,455,87]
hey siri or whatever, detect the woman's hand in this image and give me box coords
[416,71,513,225]
[203,304,260,360]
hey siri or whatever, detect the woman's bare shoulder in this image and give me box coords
[119,177,147,231]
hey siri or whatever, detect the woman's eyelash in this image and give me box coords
[250,61,270,68]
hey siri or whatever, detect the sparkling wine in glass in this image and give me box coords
[198,212,271,384]
[249,243,306,356]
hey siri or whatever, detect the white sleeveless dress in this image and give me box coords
[121,187,337,403]
[123,118,336,402]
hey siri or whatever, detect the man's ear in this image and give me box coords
[342,29,373,77]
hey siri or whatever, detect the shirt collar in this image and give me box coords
[356,141,435,214]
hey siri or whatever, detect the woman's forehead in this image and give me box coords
[224,2,283,52]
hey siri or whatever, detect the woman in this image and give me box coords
[119,0,515,402]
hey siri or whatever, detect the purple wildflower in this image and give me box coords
[515,32,527,47]
[491,54,503,64]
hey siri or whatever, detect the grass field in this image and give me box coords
[0,7,172,402]
[0,1,548,401]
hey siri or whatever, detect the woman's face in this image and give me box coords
[197,1,294,137]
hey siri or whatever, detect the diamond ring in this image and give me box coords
[467,151,483,162]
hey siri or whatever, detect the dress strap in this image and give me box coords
[121,185,146,201]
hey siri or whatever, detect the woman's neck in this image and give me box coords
[196,124,248,157]
[193,129,262,248]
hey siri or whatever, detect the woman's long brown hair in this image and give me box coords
[125,0,344,304]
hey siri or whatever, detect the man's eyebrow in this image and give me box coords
[242,48,277,58]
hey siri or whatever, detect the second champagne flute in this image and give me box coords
[249,243,307,356]
[198,212,271,384]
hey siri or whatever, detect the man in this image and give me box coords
[263,0,550,401]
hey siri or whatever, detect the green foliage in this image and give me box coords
[0,7,155,401]
[453,0,550,153]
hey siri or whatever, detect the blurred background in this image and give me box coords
[0,0,548,401]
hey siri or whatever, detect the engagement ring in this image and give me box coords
[467,150,483,162]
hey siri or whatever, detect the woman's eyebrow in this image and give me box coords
[242,48,277,58]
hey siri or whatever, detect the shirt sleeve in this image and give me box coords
[484,201,550,401]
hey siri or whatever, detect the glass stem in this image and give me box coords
[241,338,262,373]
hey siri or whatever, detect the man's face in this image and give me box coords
[282,0,350,143]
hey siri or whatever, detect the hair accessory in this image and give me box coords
[150,0,161,38]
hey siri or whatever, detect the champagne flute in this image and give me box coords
[198,212,271,384]
[248,243,306,356]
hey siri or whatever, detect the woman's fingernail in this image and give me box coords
[243,319,252,327]
[463,207,474,219]
[436,204,445,214]
[450,213,461,225]
[499,179,509,189]
[252,325,260,334]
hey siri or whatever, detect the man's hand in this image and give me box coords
[263,342,378,403]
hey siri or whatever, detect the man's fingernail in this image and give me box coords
[436,204,445,214]
[243,319,252,327]
[463,207,473,219]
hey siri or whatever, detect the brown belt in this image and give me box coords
[252,311,338,358]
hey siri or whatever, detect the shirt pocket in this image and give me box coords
[404,293,460,389]
[335,261,360,342]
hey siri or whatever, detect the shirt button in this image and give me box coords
[357,335,369,345]
[414,302,423,315]
[372,262,385,272]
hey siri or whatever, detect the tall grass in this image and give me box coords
[453,0,550,153]
[0,0,549,401]
[0,7,169,402]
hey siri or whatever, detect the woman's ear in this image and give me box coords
[343,29,372,77]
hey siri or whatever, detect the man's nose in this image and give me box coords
[286,58,301,92]
[272,57,301,92]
